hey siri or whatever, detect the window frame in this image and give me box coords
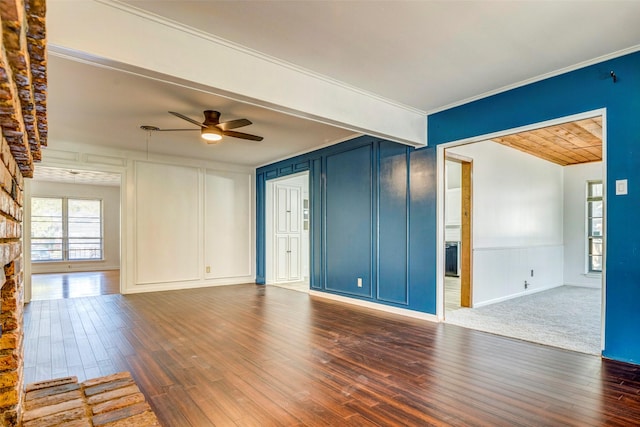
[31,196,104,263]
[586,180,603,274]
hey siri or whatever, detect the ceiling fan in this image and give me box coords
[140,110,263,144]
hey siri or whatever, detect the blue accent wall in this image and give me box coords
[257,136,436,313]
[429,51,640,364]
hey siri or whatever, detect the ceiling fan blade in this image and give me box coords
[168,111,205,128]
[156,128,200,132]
[223,130,264,141]
[217,118,252,131]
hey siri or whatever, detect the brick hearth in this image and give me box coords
[22,372,160,426]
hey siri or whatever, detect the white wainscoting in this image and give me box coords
[472,245,564,307]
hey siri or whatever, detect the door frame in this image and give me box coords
[435,108,607,352]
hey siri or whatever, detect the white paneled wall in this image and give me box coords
[135,162,201,284]
[204,170,252,279]
[134,161,254,290]
[32,141,255,296]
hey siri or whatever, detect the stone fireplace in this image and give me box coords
[0,0,47,424]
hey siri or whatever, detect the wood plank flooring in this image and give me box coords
[30,270,120,300]
[24,284,640,426]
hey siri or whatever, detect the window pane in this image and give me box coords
[589,218,603,237]
[591,255,603,272]
[590,238,603,256]
[68,238,102,260]
[31,198,63,261]
[68,199,101,238]
[588,200,603,218]
[31,197,63,238]
[31,238,63,261]
[589,182,603,198]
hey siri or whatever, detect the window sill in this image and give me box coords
[583,273,602,279]
[32,259,106,264]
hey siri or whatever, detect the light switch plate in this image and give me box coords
[616,179,628,195]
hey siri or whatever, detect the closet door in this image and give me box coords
[273,183,304,283]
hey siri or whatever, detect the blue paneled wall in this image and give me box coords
[257,50,640,365]
[429,51,640,364]
[256,136,436,313]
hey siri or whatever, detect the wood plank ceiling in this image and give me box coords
[492,117,602,166]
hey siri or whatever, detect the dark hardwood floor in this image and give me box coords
[24,284,640,426]
[30,270,120,300]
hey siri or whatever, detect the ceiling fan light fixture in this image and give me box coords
[201,127,222,142]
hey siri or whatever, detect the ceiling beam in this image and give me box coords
[47,0,427,147]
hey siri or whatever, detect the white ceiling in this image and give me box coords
[46,1,640,167]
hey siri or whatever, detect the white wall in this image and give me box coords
[563,162,603,288]
[448,141,565,306]
[29,181,121,273]
[32,140,255,296]
[445,160,461,242]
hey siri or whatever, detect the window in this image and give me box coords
[587,181,603,273]
[31,197,103,262]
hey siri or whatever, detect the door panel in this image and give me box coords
[276,187,288,234]
[289,235,301,280]
[275,236,289,281]
[289,187,301,233]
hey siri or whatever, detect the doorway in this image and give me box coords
[440,111,606,355]
[444,156,473,312]
[25,166,122,301]
[265,171,310,293]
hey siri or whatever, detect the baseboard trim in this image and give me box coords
[309,290,439,322]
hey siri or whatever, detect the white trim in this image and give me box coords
[473,243,564,252]
[427,45,640,115]
[436,147,446,321]
[472,284,563,308]
[309,290,439,323]
[600,110,608,351]
[438,109,607,149]
[123,278,254,294]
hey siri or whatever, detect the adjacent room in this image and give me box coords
[27,167,122,301]
[443,117,604,355]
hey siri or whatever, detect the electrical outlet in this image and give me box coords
[357,278,363,288]
[206,266,211,274]
[531,269,534,277]
[524,280,529,290]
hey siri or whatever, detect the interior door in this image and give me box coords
[273,183,303,283]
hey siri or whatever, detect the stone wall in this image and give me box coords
[0,0,47,425]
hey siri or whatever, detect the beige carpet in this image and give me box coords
[445,285,601,355]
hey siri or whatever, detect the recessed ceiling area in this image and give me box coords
[491,117,602,166]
